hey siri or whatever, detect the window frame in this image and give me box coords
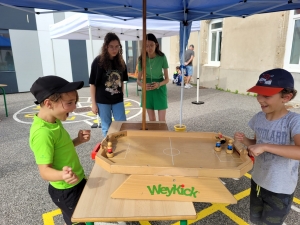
[284,10,300,72]
[208,19,223,66]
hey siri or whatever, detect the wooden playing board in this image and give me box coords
[95,130,252,178]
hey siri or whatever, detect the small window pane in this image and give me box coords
[0,30,15,72]
[211,32,216,61]
[294,9,300,15]
[218,32,222,61]
[211,22,222,30]
[289,20,300,64]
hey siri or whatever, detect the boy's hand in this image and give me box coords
[78,129,91,144]
[62,166,79,184]
[248,144,265,157]
[234,132,245,143]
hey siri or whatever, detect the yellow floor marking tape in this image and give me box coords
[43,209,61,225]
[139,221,151,225]
[294,197,300,205]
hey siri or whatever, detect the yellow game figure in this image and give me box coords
[214,141,221,152]
[106,142,114,158]
[226,139,233,154]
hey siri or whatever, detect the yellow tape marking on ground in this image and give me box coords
[139,221,151,225]
[43,209,61,225]
[293,197,300,205]
[172,189,251,225]
[24,113,35,118]
[244,173,252,179]
[124,102,132,107]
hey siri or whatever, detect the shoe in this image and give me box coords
[188,83,193,87]
[184,84,190,89]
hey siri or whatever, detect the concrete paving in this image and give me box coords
[0,80,300,225]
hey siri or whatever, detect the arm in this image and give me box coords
[185,55,194,65]
[73,129,91,147]
[248,134,300,160]
[90,84,98,115]
[38,164,79,184]
[234,132,256,146]
[152,68,169,89]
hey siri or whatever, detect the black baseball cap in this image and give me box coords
[247,68,294,96]
[30,75,84,104]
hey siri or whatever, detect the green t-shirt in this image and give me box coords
[29,115,84,189]
[138,54,169,82]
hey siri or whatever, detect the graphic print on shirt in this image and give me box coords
[105,70,122,95]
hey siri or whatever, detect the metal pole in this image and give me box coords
[142,0,147,130]
[192,29,204,105]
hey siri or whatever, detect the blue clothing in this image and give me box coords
[186,65,193,76]
[97,102,126,137]
[248,111,300,194]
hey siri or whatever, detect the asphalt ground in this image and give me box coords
[1,80,300,225]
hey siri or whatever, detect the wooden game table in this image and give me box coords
[72,121,252,224]
[72,121,197,224]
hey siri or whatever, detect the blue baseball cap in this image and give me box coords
[247,68,294,96]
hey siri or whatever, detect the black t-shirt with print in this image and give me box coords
[89,56,128,104]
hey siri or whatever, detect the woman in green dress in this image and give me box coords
[137,33,169,121]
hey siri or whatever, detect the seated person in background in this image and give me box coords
[173,66,183,86]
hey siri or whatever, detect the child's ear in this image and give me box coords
[43,99,53,109]
[282,93,293,103]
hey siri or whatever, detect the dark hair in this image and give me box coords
[99,32,126,71]
[176,66,180,70]
[138,33,164,63]
[280,88,297,100]
[40,91,79,107]
[190,44,194,48]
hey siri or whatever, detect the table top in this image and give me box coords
[96,130,252,178]
[72,164,196,223]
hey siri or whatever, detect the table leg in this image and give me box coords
[0,87,8,117]
[180,220,188,225]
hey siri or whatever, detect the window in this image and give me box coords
[284,10,300,72]
[208,19,223,66]
[0,30,15,72]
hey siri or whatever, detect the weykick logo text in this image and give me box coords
[147,184,199,198]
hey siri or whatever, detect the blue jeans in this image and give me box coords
[97,102,126,137]
[186,65,193,76]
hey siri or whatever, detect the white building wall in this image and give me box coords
[10,30,43,92]
[35,12,56,76]
[52,39,73,82]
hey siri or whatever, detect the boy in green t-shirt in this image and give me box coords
[29,75,90,225]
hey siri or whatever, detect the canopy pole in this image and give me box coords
[51,39,57,75]
[192,30,204,105]
[179,24,186,127]
[142,0,147,130]
[88,25,94,59]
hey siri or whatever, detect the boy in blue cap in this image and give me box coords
[234,68,300,225]
[29,75,90,225]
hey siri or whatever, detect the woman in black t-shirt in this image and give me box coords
[89,32,128,136]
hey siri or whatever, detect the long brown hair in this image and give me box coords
[138,33,164,64]
[99,32,126,71]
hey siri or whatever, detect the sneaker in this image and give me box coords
[184,84,190,89]
[188,83,193,87]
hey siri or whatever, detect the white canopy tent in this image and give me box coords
[49,13,200,41]
[49,13,202,106]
